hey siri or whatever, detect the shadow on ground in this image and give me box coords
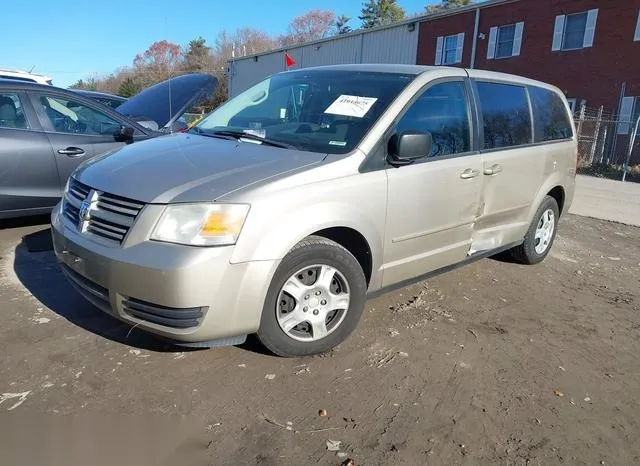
[0,214,50,231]
[12,230,199,353]
[489,250,522,264]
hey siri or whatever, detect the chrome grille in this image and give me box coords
[63,178,145,245]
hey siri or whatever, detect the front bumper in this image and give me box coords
[51,202,278,345]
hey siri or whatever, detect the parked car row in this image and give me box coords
[72,89,128,109]
[0,73,216,219]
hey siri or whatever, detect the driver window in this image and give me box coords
[395,81,471,158]
[37,95,122,136]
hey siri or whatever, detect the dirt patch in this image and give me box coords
[1,214,639,465]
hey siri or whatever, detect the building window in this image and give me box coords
[487,22,524,59]
[564,13,588,49]
[496,25,516,57]
[618,96,640,135]
[435,33,465,65]
[635,9,640,41]
[443,35,458,64]
[566,98,577,114]
[552,9,598,51]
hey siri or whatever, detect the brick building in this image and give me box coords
[417,0,640,141]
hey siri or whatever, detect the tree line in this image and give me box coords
[71,0,472,109]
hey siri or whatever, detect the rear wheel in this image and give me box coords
[510,195,559,265]
[257,236,367,357]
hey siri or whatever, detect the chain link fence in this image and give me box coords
[575,104,640,182]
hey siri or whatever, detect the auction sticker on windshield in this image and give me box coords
[324,95,378,118]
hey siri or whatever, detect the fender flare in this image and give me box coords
[230,201,384,284]
[526,173,566,226]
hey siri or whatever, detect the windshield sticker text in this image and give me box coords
[324,95,378,118]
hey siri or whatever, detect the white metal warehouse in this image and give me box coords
[227,19,421,98]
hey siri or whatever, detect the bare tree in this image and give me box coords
[279,9,336,45]
[211,28,276,107]
[133,40,182,86]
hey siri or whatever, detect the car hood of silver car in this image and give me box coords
[72,133,327,204]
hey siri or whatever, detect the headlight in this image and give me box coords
[150,203,250,246]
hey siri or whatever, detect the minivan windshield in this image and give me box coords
[194,70,415,154]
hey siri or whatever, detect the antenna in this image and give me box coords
[168,75,173,133]
[164,15,173,134]
[28,65,35,73]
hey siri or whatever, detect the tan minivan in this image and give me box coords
[51,65,576,357]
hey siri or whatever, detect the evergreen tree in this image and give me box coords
[359,0,405,28]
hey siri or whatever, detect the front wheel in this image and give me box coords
[510,195,560,265]
[257,236,367,357]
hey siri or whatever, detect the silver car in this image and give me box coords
[51,64,577,357]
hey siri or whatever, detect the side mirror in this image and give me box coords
[387,131,432,166]
[115,125,134,144]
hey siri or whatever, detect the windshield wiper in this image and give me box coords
[209,129,298,149]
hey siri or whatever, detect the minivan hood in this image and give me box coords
[73,133,325,204]
[115,73,217,130]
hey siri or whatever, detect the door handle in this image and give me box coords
[459,168,480,179]
[58,147,85,157]
[484,164,503,175]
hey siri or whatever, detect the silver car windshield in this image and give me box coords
[195,70,415,154]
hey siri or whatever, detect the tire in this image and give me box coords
[510,195,560,265]
[257,235,367,357]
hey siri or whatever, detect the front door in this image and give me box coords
[471,80,545,251]
[28,92,131,188]
[382,80,482,287]
[0,90,60,216]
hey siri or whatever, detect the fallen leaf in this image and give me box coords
[318,409,328,417]
[554,389,564,397]
[265,374,276,380]
[0,391,31,411]
[343,459,355,466]
[343,417,355,423]
[584,396,591,402]
[337,452,348,458]
[326,439,341,451]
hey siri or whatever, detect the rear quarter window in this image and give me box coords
[476,81,532,150]
[528,86,574,142]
